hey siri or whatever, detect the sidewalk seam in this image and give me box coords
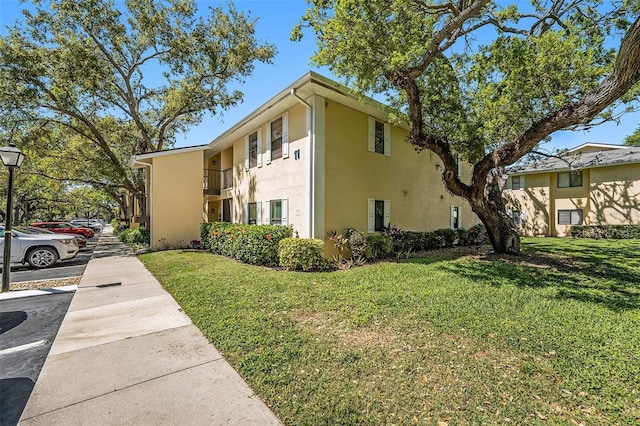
[18,358,224,422]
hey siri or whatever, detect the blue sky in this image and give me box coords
[1,0,638,152]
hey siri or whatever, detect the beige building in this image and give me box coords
[129,72,476,249]
[505,143,640,237]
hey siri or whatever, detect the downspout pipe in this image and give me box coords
[290,88,314,238]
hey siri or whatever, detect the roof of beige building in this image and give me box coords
[509,144,640,175]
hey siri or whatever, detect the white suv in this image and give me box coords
[0,226,79,268]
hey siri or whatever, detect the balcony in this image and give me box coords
[204,169,221,195]
[126,192,149,224]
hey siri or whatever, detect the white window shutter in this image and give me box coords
[367,117,375,152]
[383,123,391,157]
[450,206,455,229]
[256,201,262,225]
[265,123,272,165]
[506,176,512,190]
[244,136,249,171]
[384,200,391,227]
[264,200,270,225]
[520,209,526,226]
[458,206,462,229]
[282,112,290,159]
[519,175,525,190]
[367,198,375,233]
[243,203,249,224]
[457,156,463,177]
[257,129,262,168]
[281,198,288,225]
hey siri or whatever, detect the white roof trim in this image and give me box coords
[130,145,207,168]
[206,71,407,151]
[567,142,627,153]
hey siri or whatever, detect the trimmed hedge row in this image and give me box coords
[201,222,293,266]
[379,224,489,258]
[570,224,640,239]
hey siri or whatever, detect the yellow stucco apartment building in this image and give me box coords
[505,143,640,237]
[129,72,476,249]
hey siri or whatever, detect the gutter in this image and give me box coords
[290,88,315,238]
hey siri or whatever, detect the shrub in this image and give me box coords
[118,227,150,245]
[278,238,326,271]
[344,228,368,260]
[571,224,640,239]
[457,224,490,246]
[366,234,393,260]
[202,222,293,266]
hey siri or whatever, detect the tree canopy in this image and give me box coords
[295,0,640,253]
[623,125,640,146]
[0,0,275,218]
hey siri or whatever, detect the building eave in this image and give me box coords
[130,145,208,168]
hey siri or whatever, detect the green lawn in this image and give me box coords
[139,238,640,425]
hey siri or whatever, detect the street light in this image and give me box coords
[1,143,26,292]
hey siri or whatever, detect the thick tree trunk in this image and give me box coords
[468,173,521,255]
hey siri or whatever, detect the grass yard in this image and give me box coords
[139,238,640,425]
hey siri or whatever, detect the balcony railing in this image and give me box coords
[204,169,221,195]
[125,192,149,224]
[223,168,233,189]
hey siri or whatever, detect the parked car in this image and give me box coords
[16,226,87,248]
[0,226,79,268]
[69,218,103,233]
[30,221,95,238]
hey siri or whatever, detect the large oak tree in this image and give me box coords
[1,0,275,215]
[295,0,640,254]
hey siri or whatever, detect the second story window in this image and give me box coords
[266,113,289,164]
[374,121,384,154]
[558,171,583,188]
[271,117,283,160]
[368,117,391,156]
[249,131,258,169]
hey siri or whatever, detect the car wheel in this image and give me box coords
[26,247,59,268]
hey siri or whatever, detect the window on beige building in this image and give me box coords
[558,209,583,225]
[557,171,583,188]
[368,199,390,233]
[368,117,391,156]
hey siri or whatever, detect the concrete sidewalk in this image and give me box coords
[19,229,281,425]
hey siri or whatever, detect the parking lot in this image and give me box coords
[0,233,99,425]
[9,234,98,284]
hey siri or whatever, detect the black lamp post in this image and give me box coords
[1,143,26,292]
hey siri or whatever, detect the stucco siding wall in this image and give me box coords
[506,173,551,236]
[151,150,204,248]
[323,100,474,235]
[550,170,590,236]
[229,103,311,236]
[589,164,640,224]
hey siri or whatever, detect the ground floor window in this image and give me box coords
[248,202,257,224]
[511,209,526,226]
[451,206,460,230]
[222,199,232,222]
[368,199,390,233]
[270,200,282,225]
[263,198,288,225]
[558,209,583,225]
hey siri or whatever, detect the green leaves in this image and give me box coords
[1,0,275,220]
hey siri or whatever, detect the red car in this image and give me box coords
[30,221,95,238]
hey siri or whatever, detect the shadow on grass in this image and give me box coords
[409,240,640,312]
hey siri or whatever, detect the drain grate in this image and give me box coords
[96,282,122,288]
